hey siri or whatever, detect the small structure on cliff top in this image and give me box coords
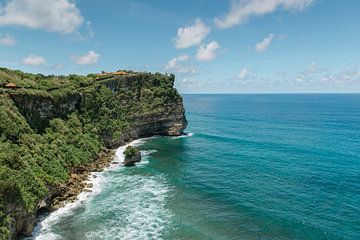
[4,82,18,89]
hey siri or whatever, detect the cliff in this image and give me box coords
[9,73,187,145]
[0,69,187,239]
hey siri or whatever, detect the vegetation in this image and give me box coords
[0,67,182,239]
[0,67,95,91]
[124,146,138,159]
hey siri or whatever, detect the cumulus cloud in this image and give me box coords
[215,0,314,28]
[72,51,99,65]
[238,68,249,79]
[255,33,274,52]
[0,33,16,46]
[165,54,197,74]
[0,0,84,34]
[196,41,220,61]
[22,54,46,66]
[173,18,211,49]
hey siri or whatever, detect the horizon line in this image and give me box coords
[180,92,360,94]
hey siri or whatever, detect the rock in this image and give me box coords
[123,146,141,167]
[4,72,188,238]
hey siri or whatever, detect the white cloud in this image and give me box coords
[0,33,16,46]
[255,33,274,52]
[196,41,220,61]
[215,0,314,28]
[72,51,99,65]
[238,68,249,79]
[296,61,322,82]
[293,63,360,87]
[22,54,46,66]
[320,68,360,85]
[165,54,197,74]
[0,0,84,34]
[173,18,211,49]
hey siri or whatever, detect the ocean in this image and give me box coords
[34,94,360,240]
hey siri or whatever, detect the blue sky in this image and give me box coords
[0,0,360,93]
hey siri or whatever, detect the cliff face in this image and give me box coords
[0,71,187,239]
[10,92,81,132]
[10,73,187,146]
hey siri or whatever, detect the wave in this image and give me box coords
[171,132,194,139]
[141,149,158,156]
[84,174,173,240]
[33,139,149,240]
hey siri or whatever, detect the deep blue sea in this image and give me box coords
[35,94,360,240]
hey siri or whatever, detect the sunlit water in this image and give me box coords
[34,94,360,240]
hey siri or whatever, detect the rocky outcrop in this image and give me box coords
[6,148,117,239]
[2,72,187,239]
[10,92,81,132]
[124,146,141,166]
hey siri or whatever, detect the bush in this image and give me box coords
[0,67,183,237]
[124,146,137,158]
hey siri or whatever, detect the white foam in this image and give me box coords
[141,149,158,157]
[171,131,194,139]
[34,172,104,240]
[114,140,139,164]
[84,175,173,240]
[34,139,146,240]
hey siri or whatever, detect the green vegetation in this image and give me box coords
[124,146,138,159]
[0,67,182,239]
[0,67,95,91]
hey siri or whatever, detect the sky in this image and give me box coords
[0,0,360,93]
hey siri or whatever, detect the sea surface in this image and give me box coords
[35,94,360,240]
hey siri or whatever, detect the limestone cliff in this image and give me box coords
[0,70,187,239]
[9,73,187,146]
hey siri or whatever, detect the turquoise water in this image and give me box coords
[36,94,360,240]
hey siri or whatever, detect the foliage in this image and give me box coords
[0,95,33,141]
[81,85,128,140]
[0,67,94,92]
[124,146,138,158]
[0,67,183,239]
[0,99,102,239]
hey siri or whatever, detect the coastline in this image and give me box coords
[0,68,188,239]
[31,139,146,239]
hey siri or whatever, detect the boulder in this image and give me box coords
[123,146,141,167]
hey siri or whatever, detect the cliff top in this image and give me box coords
[0,67,175,94]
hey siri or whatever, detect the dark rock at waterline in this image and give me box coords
[124,146,141,167]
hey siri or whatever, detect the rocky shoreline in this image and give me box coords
[47,148,117,212]
[14,147,120,239]
[1,71,188,239]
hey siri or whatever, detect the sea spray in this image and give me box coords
[33,139,155,240]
